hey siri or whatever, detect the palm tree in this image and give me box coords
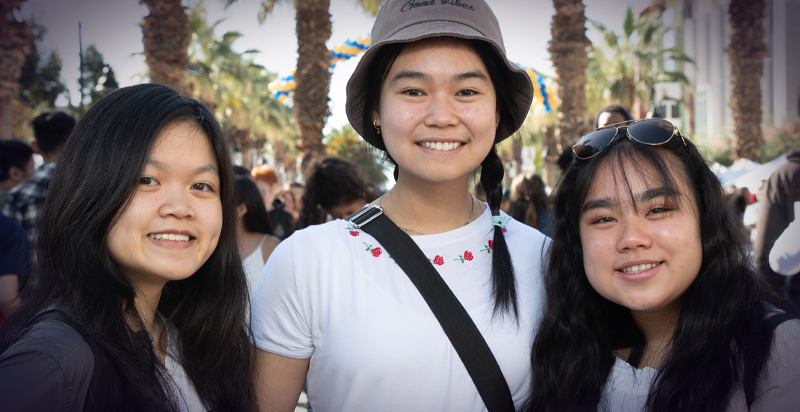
[227,0,383,172]
[588,8,693,116]
[0,0,30,140]
[727,0,766,161]
[549,0,591,148]
[187,2,295,170]
[140,0,191,90]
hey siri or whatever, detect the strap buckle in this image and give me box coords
[347,205,383,229]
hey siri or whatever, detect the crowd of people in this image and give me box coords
[0,0,798,411]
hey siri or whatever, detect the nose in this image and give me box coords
[159,186,194,219]
[616,217,652,252]
[424,93,458,128]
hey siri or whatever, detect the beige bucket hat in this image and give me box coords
[345,0,534,148]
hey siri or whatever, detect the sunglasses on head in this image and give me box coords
[572,119,687,161]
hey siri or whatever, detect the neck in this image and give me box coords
[131,281,165,337]
[379,171,482,235]
[630,304,680,369]
[0,180,16,190]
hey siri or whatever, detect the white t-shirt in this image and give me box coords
[599,319,800,412]
[251,206,548,412]
[161,314,206,412]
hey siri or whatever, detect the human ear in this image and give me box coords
[372,109,380,127]
[8,166,24,183]
[236,203,247,218]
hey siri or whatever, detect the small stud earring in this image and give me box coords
[373,120,381,135]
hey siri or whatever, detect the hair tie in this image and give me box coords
[491,215,510,229]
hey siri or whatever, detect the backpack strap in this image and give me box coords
[25,309,110,412]
[348,206,515,412]
[768,312,796,331]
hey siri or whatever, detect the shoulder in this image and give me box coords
[501,211,550,254]
[0,317,95,408]
[1,316,94,368]
[0,214,26,246]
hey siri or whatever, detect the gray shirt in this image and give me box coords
[0,318,94,411]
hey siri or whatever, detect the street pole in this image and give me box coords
[78,22,84,117]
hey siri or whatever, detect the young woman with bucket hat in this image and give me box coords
[251,1,548,410]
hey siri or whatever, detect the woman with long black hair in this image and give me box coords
[525,119,800,411]
[0,84,257,411]
[250,0,548,410]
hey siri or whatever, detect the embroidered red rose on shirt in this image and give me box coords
[350,231,359,236]
[481,240,493,253]
[464,251,473,261]
[502,228,507,233]
[433,255,444,266]
[363,242,382,257]
[346,225,359,236]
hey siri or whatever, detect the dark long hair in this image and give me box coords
[236,176,274,235]
[508,172,549,232]
[0,84,257,411]
[295,156,378,230]
[525,134,795,411]
[353,38,527,318]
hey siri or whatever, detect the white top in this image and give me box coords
[161,314,206,412]
[251,206,548,412]
[769,202,800,276]
[599,319,800,412]
[242,234,269,297]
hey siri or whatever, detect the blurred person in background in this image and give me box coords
[252,165,294,240]
[2,112,75,242]
[0,140,34,206]
[754,149,800,305]
[235,177,280,298]
[594,104,634,129]
[295,157,380,230]
[508,173,551,236]
[0,215,29,325]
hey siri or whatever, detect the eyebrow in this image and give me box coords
[390,70,430,84]
[146,159,219,176]
[581,187,681,214]
[453,71,489,82]
[390,70,489,84]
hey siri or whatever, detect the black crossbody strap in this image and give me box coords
[349,206,515,412]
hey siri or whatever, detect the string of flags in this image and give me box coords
[268,35,554,113]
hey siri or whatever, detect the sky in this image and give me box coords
[19,0,654,132]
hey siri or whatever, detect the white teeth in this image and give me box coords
[622,263,659,274]
[421,142,462,151]
[149,233,191,241]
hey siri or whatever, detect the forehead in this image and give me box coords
[385,37,488,78]
[583,151,693,209]
[150,122,212,156]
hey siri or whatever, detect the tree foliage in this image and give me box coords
[187,1,295,169]
[587,7,693,113]
[18,21,66,110]
[325,125,387,189]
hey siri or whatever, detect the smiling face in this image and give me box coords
[107,121,222,291]
[373,37,499,184]
[579,154,703,317]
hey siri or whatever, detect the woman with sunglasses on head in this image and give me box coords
[0,84,257,411]
[524,119,800,412]
[251,1,549,411]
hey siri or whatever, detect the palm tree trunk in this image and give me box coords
[0,0,30,140]
[727,0,766,161]
[141,0,190,91]
[294,0,331,172]
[549,0,591,148]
